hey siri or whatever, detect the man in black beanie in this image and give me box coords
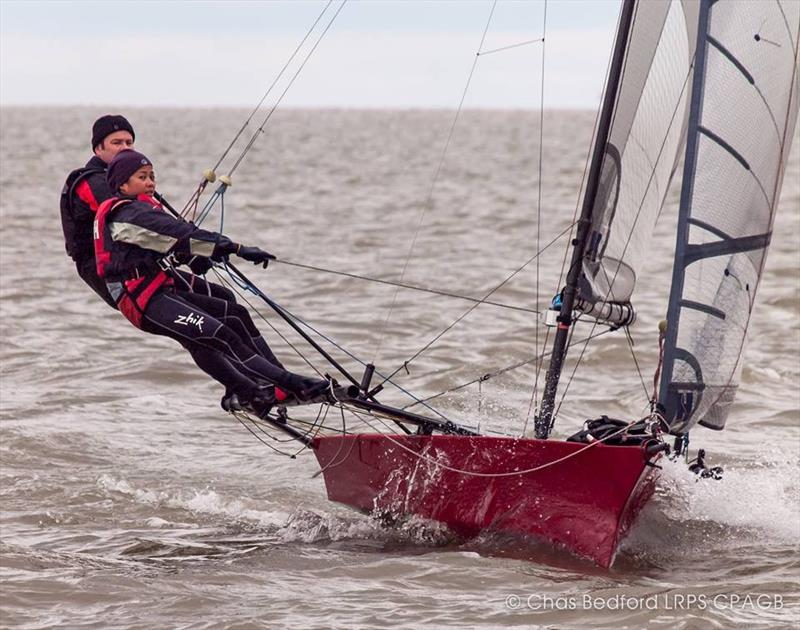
[60,114,136,307]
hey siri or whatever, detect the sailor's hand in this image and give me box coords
[237,245,276,268]
[188,256,214,275]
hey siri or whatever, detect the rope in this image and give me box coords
[336,404,658,478]
[275,259,540,314]
[401,326,616,411]
[378,220,577,387]
[625,325,651,401]
[311,405,359,476]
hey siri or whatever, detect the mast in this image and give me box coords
[534,0,636,439]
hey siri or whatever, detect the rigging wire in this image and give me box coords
[179,1,336,218]
[227,1,349,178]
[518,0,621,432]
[232,402,331,458]
[209,266,323,376]
[209,258,455,423]
[232,412,300,456]
[371,0,499,366]
[211,1,334,175]
[401,325,616,411]
[186,0,348,224]
[274,259,541,314]
[478,37,544,57]
[310,406,363,476]
[525,0,549,435]
[263,298,455,423]
[377,219,577,388]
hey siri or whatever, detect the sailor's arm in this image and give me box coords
[108,202,274,266]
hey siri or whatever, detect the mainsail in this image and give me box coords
[660,0,800,433]
[578,0,698,318]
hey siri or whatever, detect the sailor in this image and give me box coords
[95,149,329,407]
[61,115,287,375]
[60,115,135,307]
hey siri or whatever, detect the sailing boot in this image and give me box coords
[296,376,332,402]
[247,384,279,419]
[220,389,243,412]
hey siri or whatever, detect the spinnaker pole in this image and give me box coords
[534,0,636,439]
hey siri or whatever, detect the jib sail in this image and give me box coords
[577,0,699,321]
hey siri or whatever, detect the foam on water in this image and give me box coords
[97,474,290,529]
[621,445,800,566]
[654,450,800,542]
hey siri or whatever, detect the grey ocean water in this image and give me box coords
[1,107,798,628]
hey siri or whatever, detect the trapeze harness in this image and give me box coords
[94,196,172,328]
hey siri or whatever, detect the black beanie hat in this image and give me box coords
[91,114,135,149]
[107,150,153,192]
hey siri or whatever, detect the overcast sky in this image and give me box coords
[1,0,622,109]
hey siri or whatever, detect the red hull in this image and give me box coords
[312,434,658,567]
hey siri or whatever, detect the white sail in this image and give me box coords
[579,0,698,310]
[660,0,800,433]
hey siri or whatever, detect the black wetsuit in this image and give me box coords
[98,197,317,400]
[61,158,284,395]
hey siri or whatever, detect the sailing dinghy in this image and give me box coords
[170,0,799,567]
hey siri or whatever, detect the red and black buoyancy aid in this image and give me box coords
[94,196,171,328]
[60,165,106,262]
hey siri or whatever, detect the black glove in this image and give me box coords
[188,256,214,275]
[237,245,276,268]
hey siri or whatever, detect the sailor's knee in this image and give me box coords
[209,282,236,303]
